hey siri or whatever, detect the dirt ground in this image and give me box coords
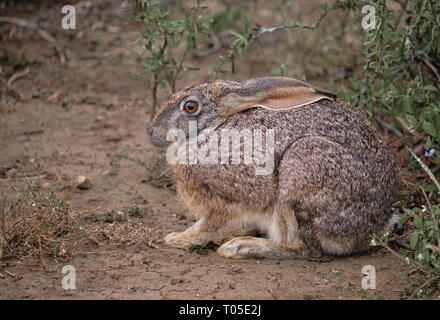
[0,0,415,300]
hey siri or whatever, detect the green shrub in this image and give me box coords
[122,0,214,112]
[374,149,440,297]
[339,0,440,150]
[337,0,440,296]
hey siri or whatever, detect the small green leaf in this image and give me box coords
[405,114,417,125]
[398,215,410,228]
[421,184,438,193]
[410,232,419,250]
[423,85,438,92]
[413,214,423,230]
[401,95,415,115]
[422,121,437,136]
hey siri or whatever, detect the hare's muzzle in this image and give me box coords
[147,121,169,147]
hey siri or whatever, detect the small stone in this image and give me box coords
[62,100,73,111]
[171,278,179,285]
[128,205,144,217]
[42,181,52,189]
[32,87,48,99]
[116,211,126,221]
[104,210,123,223]
[6,168,17,178]
[77,176,92,189]
[106,134,122,142]
[106,25,121,33]
[229,282,236,289]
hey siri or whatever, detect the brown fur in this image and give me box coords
[147,77,398,259]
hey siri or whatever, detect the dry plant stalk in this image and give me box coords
[93,221,162,249]
[0,181,86,265]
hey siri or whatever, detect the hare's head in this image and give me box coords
[147,77,336,147]
[147,80,238,147]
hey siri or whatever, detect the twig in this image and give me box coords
[155,167,171,180]
[83,206,102,214]
[411,275,440,298]
[419,186,433,212]
[7,66,30,92]
[38,238,48,271]
[395,115,415,135]
[376,237,428,275]
[419,179,440,249]
[116,154,148,169]
[257,1,336,35]
[84,236,102,246]
[407,147,440,193]
[421,57,440,83]
[0,173,48,183]
[15,129,44,137]
[5,270,16,278]
[269,288,278,300]
[214,1,337,75]
[170,1,201,93]
[425,244,440,255]
[374,115,403,137]
[0,16,66,63]
[388,239,412,250]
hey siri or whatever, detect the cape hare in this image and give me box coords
[147,77,398,259]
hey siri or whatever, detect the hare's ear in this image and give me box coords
[217,77,336,117]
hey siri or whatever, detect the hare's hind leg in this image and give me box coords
[164,217,259,250]
[217,203,308,259]
[217,236,307,259]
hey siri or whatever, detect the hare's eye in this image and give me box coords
[183,100,199,114]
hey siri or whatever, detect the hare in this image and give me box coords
[147,77,398,259]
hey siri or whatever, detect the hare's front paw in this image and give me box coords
[164,232,198,249]
[164,219,218,250]
[217,236,307,259]
[217,236,273,259]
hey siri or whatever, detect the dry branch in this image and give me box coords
[0,16,66,63]
[7,66,29,93]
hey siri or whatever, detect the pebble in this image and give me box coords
[76,176,92,189]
